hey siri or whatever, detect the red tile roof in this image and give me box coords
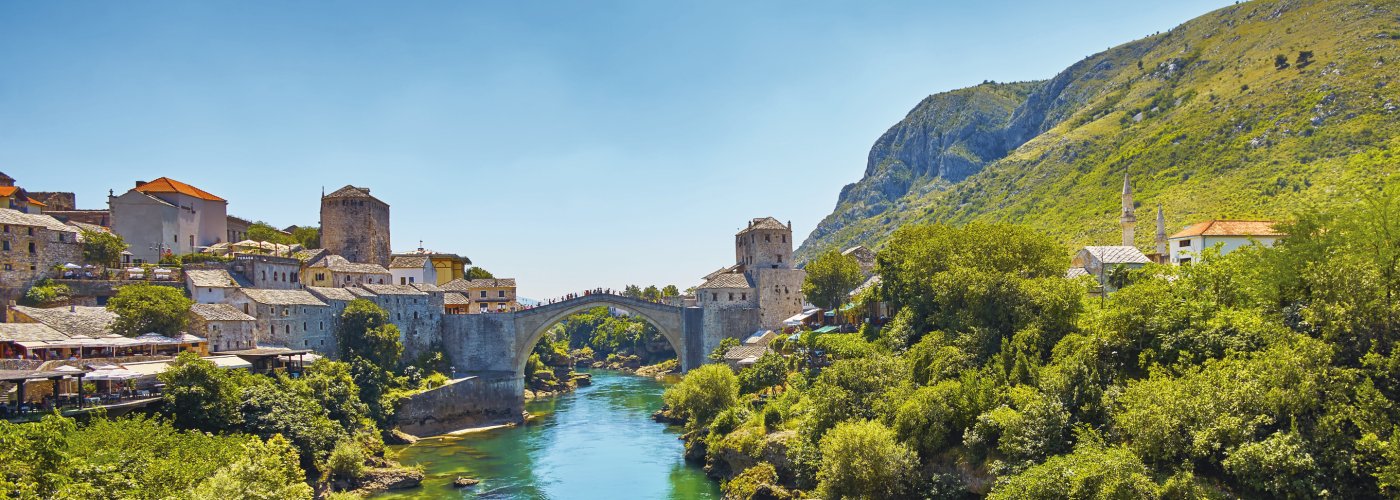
[0,186,16,197]
[25,197,45,207]
[1171,220,1283,238]
[135,177,226,202]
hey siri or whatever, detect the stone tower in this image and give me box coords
[320,185,391,268]
[1155,204,1168,256]
[1120,173,1136,247]
[735,217,805,329]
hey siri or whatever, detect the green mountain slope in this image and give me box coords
[799,0,1400,259]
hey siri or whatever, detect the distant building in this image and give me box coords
[226,215,252,244]
[301,254,391,287]
[189,303,257,353]
[441,278,517,313]
[0,208,83,304]
[0,172,45,214]
[1069,246,1151,292]
[184,268,243,304]
[109,177,228,263]
[389,254,437,286]
[229,288,336,352]
[320,185,391,268]
[231,253,302,289]
[842,245,877,277]
[1168,220,1284,264]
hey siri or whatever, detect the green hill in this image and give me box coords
[799,0,1400,259]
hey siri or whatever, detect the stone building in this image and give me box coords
[228,288,336,352]
[226,215,252,244]
[695,217,806,343]
[189,303,257,353]
[109,177,228,263]
[231,253,302,289]
[320,185,391,268]
[389,254,437,286]
[301,254,391,287]
[0,209,82,304]
[184,268,244,304]
[8,305,117,338]
[361,283,443,354]
[441,278,517,313]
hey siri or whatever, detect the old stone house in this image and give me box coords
[109,177,228,263]
[0,208,82,304]
[1069,246,1151,292]
[8,305,117,338]
[228,288,336,353]
[232,253,302,289]
[184,268,243,304]
[301,254,391,287]
[441,278,517,313]
[189,303,257,353]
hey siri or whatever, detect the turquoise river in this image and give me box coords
[374,369,721,499]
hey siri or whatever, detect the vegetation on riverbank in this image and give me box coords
[524,305,681,396]
[667,185,1400,498]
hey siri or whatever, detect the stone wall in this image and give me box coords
[320,194,391,268]
[188,317,256,352]
[51,279,183,305]
[441,313,518,372]
[233,254,301,289]
[29,192,75,211]
[0,225,82,305]
[393,372,524,437]
[702,306,761,358]
[752,267,805,330]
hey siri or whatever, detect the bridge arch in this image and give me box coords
[510,293,688,378]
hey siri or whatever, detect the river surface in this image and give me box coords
[374,369,720,500]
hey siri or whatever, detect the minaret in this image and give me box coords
[1155,204,1167,257]
[1120,173,1136,246]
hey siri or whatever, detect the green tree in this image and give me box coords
[466,266,495,279]
[662,285,681,297]
[709,336,740,361]
[158,352,248,432]
[988,442,1160,499]
[290,225,320,248]
[335,299,403,371]
[801,249,864,312]
[816,420,917,500]
[107,282,193,337]
[739,352,788,395]
[81,229,128,267]
[188,434,314,500]
[301,359,371,432]
[21,279,70,307]
[246,221,294,245]
[623,284,643,298]
[662,364,740,428]
[642,285,662,301]
[238,380,344,470]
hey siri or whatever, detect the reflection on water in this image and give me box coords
[374,370,719,500]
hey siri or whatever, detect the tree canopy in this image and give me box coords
[801,249,864,311]
[107,282,193,337]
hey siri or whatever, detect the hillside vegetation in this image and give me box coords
[800,0,1400,258]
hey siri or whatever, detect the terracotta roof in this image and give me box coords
[135,177,226,202]
[190,303,255,322]
[737,217,788,235]
[25,197,45,207]
[307,286,358,302]
[389,255,431,268]
[699,272,754,289]
[185,269,240,288]
[1170,220,1283,238]
[0,186,17,197]
[1080,246,1151,265]
[238,289,327,307]
[10,305,117,338]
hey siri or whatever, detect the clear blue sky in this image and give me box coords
[0,0,1232,299]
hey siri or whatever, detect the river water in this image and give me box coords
[374,369,721,500]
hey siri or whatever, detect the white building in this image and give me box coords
[109,177,228,263]
[184,268,243,304]
[1168,220,1283,264]
[389,254,437,286]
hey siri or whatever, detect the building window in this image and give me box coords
[1178,239,1190,248]
[498,290,505,298]
[480,291,487,298]
[27,227,34,236]
[285,325,290,334]
[728,293,734,301]
[173,234,178,243]
[303,322,307,331]
[765,234,770,242]
[2,225,6,232]
[27,242,34,254]
[409,277,415,283]
[711,293,717,301]
[741,293,747,300]
[777,255,783,263]
[783,234,787,243]
[1,241,8,251]
[3,264,10,271]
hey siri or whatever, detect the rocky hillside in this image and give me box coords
[799,0,1400,259]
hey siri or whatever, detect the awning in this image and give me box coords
[205,355,254,370]
[812,326,839,334]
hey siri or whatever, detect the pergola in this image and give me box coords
[210,347,314,374]
[0,367,92,415]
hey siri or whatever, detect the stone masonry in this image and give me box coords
[320,185,391,269]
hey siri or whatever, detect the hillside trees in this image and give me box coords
[801,249,864,312]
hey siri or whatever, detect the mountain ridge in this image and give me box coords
[798,0,1400,260]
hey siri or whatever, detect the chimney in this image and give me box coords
[135,181,146,188]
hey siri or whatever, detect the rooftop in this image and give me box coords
[361,283,428,296]
[306,286,359,302]
[698,272,754,290]
[441,278,517,291]
[0,323,70,342]
[737,216,788,235]
[309,255,390,274]
[134,177,226,202]
[237,289,327,307]
[1171,220,1284,238]
[324,185,384,203]
[190,303,256,322]
[10,305,117,338]
[444,292,470,305]
[0,208,78,234]
[1080,246,1151,265]
[389,255,430,269]
[185,269,240,288]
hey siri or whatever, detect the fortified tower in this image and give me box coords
[1120,173,1136,247]
[320,185,391,268]
[734,217,805,330]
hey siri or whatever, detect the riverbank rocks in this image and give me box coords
[453,476,481,488]
[571,372,592,386]
[652,407,686,425]
[352,467,424,495]
[383,428,419,445]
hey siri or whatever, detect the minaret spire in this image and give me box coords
[1155,204,1167,257]
[1120,173,1136,246]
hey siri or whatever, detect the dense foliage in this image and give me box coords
[669,196,1400,498]
[79,229,127,267]
[801,249,864,311]
[550,305,674,362]
[0,414,312,499]
[20,278,70,307]
[106,282,193,337]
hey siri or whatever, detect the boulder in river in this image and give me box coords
[453,476,481,488]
